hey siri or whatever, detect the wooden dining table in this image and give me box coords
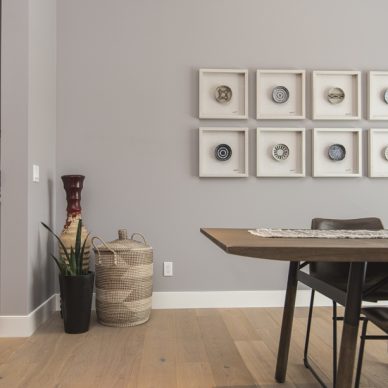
[200,228,388,388]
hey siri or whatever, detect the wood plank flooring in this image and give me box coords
[0,307,387,387]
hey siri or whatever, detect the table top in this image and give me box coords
[200,228,388,262]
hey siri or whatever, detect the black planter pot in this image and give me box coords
[59,272,94,334]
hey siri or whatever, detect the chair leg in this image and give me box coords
[355,319,368,388]
[332,301,337,388]
[303,290,327,387]
[304,289,315,367]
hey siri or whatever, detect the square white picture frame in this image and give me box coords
[256,70,306,119]
[256,128,305,177]
[312,71,361,120]
[199,69,248,119]
[368,129,388,177]
[199,127,248,177]
[312,128,362,177]
[368,71,388,120]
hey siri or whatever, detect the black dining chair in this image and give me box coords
[354,307,388,388]
[298,217,388,387]
[354,307,388,387]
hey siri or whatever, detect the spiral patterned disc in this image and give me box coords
[383,146,388,161]
[328,144,346,161]
[272,86,289,104]
[327,87,345,104]
[215,144,232,161]
[215,85,232,103]
[272,144,290,161]
[383,89,388,104]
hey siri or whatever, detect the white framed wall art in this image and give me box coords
[312,71,361,120]
[256,127,305,177]
[368,128,388,177]
[256,69,306,119]
[368,71,388,120]
[199,127,248,177]
[312,128,362,177]
[199,69,248,119]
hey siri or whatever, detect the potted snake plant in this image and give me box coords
[41,220,94,334]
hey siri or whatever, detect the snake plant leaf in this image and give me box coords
[75,219,82,269]
[79,233,90,275]
[50,254,66,275]
[41,220,90,276]
[41,222,71,264]
[69,246,77,275]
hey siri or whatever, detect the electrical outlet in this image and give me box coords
[163,261,173,277]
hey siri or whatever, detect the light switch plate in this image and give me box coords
[33,165,40,182]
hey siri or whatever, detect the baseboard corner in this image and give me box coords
[0,294,57,337]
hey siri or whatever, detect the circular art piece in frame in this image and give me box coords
[215,144,232,161]
[383,89,388,104]
[272,86,289,104]
[328,144,346,161]
[383,146,388,161]
[327,87,345,104]
[272,144,290,161]
[215,85,232,104]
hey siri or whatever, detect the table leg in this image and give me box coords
[336,262,366,388]
[275,261,299,383]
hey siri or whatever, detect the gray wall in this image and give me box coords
[27,0,57,313]
[3,0,388,316]
[1,0,30,315]
[56,0,388,293]
[1,0,56,315]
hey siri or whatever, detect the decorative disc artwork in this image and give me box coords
[215,144,232,161]
[327,87,345,104]
[383,89,388,104]
[328,144,346,161]
[272,144,290,161]
[272,86,289,104]
[384,146,388,161]
[215,85,232,103]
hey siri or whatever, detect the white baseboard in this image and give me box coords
[2,291,387,337]
[72,290,388,309]
[54,290,333,310]
[0,294,57,337]
[151,291,388,309]
[151,290,333,309]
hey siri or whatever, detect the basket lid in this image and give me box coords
[93,230,152,253]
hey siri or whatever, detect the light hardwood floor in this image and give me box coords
[0,307,387,387]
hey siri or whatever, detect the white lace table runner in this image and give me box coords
[248,228,388,239]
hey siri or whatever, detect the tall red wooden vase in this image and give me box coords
[60,175,91,270]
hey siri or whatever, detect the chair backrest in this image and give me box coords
[311,217,383,231]
[309,218,386,288]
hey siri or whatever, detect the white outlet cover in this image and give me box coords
[163,261,173,276]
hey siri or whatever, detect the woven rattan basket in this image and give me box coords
[92,230,153,327]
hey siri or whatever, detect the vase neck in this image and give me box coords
[62,175,85,218]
